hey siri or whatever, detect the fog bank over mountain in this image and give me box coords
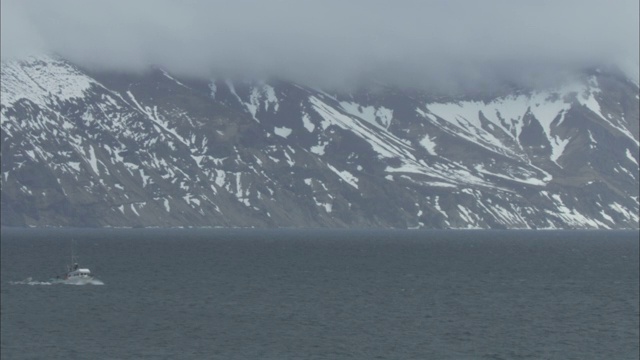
[2,0,638,92]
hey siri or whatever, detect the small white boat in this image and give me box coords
[64,263,94,284]
[59,240,95,284]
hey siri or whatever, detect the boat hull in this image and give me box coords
[64,276,95,285]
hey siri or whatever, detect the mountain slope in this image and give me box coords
[1,56,638,228]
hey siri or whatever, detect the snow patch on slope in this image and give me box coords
[302,112,315,132]
[326,164,359,189]
[1,56,95,108]
[274,127,292,138]
[625,148,638,166]
[339,101,393,129]
[310,96,415,160]
[420,135,437,155]
[246,84,279,119]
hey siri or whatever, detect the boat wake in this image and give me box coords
[9,277,53,286]
[9,277,104,286]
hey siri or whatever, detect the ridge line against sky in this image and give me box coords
[1,0,638,91]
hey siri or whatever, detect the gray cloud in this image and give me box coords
[2,0,638,91]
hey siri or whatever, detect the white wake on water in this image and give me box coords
[9,277,104,286]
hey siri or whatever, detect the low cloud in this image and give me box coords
[2,0,638,91]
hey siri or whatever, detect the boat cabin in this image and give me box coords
[68,269,91,278]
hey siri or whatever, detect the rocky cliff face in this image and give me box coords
[1,56,638,228]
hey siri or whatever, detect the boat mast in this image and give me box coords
[70,239,78,271]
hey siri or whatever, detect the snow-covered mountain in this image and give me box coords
[1,56,638,228]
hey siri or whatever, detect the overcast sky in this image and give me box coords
[2,0,638,90]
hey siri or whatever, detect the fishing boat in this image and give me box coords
[61,241,94,284]
[64,263,93,284]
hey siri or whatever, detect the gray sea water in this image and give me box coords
[1,228,638,359]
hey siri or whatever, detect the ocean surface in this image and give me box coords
[1,228,638,359]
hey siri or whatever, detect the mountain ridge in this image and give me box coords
[1,56,638,228]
